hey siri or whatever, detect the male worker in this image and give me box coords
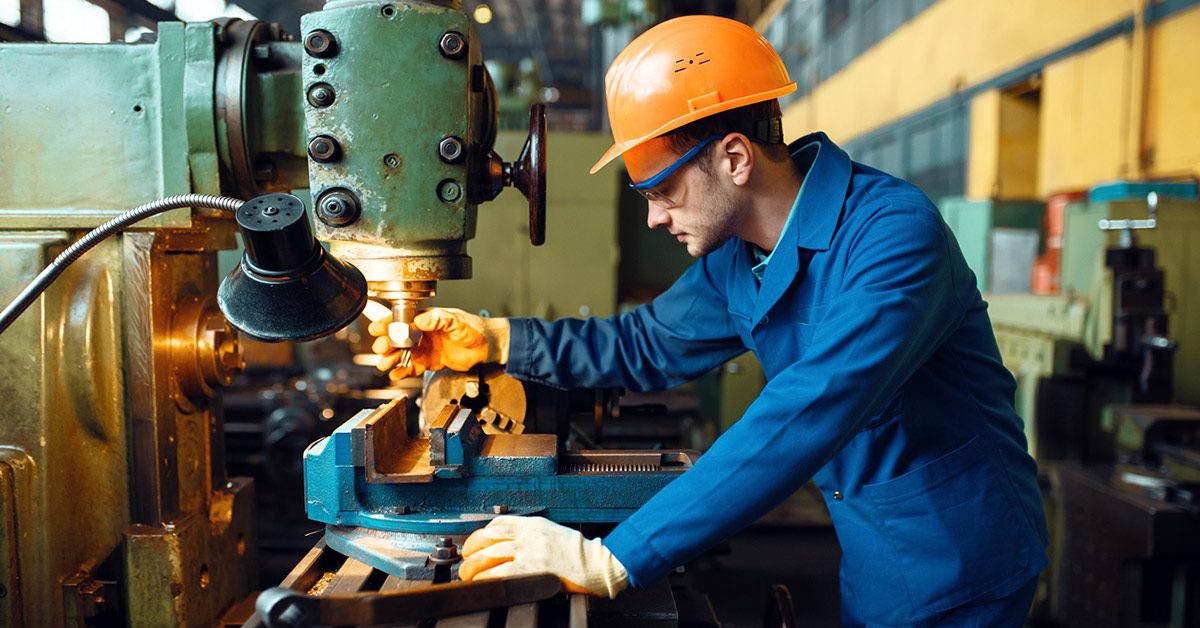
[371,15,1048,626]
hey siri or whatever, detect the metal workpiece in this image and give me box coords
[423,366,528,434]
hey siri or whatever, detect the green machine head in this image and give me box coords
[300,0,546,327]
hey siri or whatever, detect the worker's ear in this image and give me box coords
[718,133,754,187]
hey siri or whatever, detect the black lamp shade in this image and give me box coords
[218,194,367,342]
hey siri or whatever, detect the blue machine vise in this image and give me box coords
[303,396,696,577]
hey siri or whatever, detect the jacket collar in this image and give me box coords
[751,131,852,324]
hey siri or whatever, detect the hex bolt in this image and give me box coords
[308,135,341,163]
[438,136,465,163]
[493,504,510,514]
[439,31,466,59]
[383,153,401,168]
[316,188,362,227]
[437,179,462,203]
[431,537,460,561]
[428,537,461,584]
[307,83,336,108]
[304,29,337,58]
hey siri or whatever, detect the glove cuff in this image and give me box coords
[480,317,511,365]
[583,537,630,599]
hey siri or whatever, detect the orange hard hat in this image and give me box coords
[590,15,796,174]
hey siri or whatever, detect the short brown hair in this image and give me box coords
[662,99,790,172]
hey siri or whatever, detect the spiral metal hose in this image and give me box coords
[0,194,244,336]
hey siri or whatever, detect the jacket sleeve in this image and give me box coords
[602,203,968,586]
[505,248,745,392]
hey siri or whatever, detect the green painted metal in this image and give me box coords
[939,197,1044,293]
[303,1,481,254]
[431,132,619,318]
[0,41,191,227]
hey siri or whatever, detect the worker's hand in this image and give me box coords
[369,308,510,381]
[459,516,629,599]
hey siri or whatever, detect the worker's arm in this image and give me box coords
[505,248,745,391]
[603,203,967,585]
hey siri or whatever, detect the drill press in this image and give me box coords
[298,0,546,362]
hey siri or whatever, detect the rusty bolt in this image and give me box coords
[307,83,336,108]
[439,31,466,59]
[316,188,361,227]
[304,29,337,58]
[308,135,340,163]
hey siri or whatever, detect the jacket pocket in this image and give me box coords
[855,436,1042,622]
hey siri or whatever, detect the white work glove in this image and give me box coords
[459,516,629,599]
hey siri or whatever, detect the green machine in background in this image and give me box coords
[938,197,1044,293]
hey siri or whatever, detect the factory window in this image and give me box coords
[846,102,968,203]
[824,0,850,35]
[173,0,254,22]
[42,0,108,42]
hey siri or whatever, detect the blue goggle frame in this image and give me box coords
[629,134,724,190]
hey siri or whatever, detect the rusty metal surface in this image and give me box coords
[248,543,559,627]
[363,397,436,484]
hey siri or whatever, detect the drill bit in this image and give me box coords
[388,299,422,372]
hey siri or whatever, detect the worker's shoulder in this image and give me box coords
[840,161,945,236]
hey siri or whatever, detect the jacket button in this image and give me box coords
[832,491,844,501]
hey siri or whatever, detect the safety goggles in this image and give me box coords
[629,134,723,206]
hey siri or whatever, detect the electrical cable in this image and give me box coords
[0,194,243,336]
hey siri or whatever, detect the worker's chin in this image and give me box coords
[683,234,721,257]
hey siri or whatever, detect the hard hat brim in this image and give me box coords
[589,82,798,175]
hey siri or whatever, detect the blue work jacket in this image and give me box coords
[506,132,1048,625]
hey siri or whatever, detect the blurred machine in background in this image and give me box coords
[940,185,1200,627]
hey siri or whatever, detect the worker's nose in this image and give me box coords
[646,203,671,230]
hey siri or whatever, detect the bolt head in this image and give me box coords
[437,179,462,203]
[308,135,340,163]
[438,136,465,163]
[439,31,466,59]
[316,188,361,227]
[307,83,336,108]
[492,504,510,514]
[304,29,337,58]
